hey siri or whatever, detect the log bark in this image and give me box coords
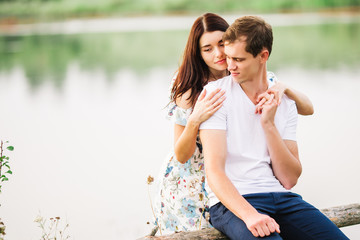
[320,203,360,228]
[138,203,360,240]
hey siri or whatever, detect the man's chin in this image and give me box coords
[231,75,244,83]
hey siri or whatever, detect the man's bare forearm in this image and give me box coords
[262,121,301,189]
[206,167,258,220]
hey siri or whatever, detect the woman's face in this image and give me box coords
[199,31,227,77]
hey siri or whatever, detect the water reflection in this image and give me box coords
[0,17,360,240]
[0,22,359,90]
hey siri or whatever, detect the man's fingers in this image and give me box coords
[265,93,274,104]
[266,220,276,233]
[250,228,259,238]
[273,219,281,233]
[255,225,266,237]
[257,97,267,107]
[256,92,268,103]
[269,89,280,104]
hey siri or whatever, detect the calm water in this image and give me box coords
[0,14,360,239]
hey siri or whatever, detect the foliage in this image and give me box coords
[0,140,14,193]
[0,218,5,240]
[0,0,359,21]
[34,215,70,240]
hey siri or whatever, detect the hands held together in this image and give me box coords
[256,82,287,125]
[190,82,286,126]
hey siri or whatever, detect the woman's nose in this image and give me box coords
[215,47,224,58]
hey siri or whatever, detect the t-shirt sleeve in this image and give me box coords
[282,101,298,141]
[199,84,227,130]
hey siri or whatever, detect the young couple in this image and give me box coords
[154,13,348,239]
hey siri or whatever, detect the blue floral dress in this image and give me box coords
[154,88,211,235]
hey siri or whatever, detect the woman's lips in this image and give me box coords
[216,59,226,64]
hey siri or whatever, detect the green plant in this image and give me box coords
[34,214,70,240]
[0,218,5,240]
[0,140,14,193]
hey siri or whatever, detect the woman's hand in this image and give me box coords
[255,82,286,114]
[188,88,225,125]
[255,81,314,115]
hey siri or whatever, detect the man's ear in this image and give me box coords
[259,49,269,63]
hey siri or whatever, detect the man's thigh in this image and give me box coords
[275,192,349,240]
[210,202,282,240]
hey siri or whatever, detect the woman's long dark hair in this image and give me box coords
[170,13,229,107]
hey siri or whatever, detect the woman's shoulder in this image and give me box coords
[175,89,193,110]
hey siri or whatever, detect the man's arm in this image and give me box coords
[260,100,302,189]
[200,129,280,237]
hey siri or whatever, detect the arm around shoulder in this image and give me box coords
[284,86,314,116]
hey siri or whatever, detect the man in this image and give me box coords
[199,16,348,240]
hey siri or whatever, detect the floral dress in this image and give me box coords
[154,99,211,235]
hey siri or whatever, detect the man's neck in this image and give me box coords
[240,69,268,105]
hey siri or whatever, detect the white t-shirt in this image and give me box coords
[199,75,298,207]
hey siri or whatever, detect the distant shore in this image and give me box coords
[1,11,360,36]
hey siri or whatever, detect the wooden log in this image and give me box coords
[138,203,360,240]
[320,203,360,228]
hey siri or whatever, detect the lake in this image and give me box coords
[0,13,359,239]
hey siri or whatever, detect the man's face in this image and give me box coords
[224,38,261,84]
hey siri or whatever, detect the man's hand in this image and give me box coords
[260,98,278,126]
[244,212,280,237]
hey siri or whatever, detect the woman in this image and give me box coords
[154,13,313,235]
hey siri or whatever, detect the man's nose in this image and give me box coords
[227,59,235,71]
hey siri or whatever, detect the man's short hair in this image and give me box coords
[223,16,273,57]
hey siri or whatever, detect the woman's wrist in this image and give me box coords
[187,115,201,128]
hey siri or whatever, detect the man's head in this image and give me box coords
[223,16,273,83]
[223,16,273,58]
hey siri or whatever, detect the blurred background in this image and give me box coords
[0,0,359,239]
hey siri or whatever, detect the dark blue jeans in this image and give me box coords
[209,192,349,240]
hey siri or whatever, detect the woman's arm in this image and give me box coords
[255,82,314,116]
[173,88,225,164]
[283,85,314,115]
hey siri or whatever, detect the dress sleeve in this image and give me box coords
[166,102,192,126]
[166,74,192,126]
[267,71,278,83]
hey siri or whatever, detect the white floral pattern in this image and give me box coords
[154,97,210,235]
